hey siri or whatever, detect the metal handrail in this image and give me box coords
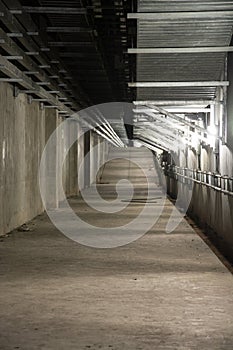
[163,165,233,197]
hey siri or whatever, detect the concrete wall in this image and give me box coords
[220,51,233,178]
[0,82,109,236]
[166,175,233,258]
[0,82,45,235]
[166,113,233,259]
[164,53,233,258]
[166,146,233,257]
[90,131,108,184]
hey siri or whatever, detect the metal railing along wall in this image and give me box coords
[164,165,233,197]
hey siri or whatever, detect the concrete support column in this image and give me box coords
[187,148,197,169]
[84,131,90,188]
[77,124,84,191]
[44,108,59,209]
[97,136,102,183]
[90,131,95,184]
[219,52,233,177]
[65,119,79,197]
[100,141,106,180]
[0,82,50,236]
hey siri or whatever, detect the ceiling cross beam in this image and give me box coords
[128,47,233,54]
[46,27,92,33]
[0,54,73,115]
[144,104,207,133]
[127,11,233,20]
[128,82,229,88]
[21,7,87,15]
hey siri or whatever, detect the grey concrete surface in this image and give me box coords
[170,135,233,254]
[166,175,233,254]
[0,82,45,236]
[0,82,108,236]
[0,148,233,350]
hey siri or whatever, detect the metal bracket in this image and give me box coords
[25,51,39,56]
[9,10,22,15]
[13,85,20,98]
[7,33,23,38]
[27,32,39,36]
[24,71,39,75]
[27,95,32,104]
[4,55,23,60]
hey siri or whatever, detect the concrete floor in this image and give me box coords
[0,148,233,350]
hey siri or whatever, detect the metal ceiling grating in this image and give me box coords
[138,0,233,12]
[136,0,233,101]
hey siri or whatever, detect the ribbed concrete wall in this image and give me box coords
[0,83,46,236]
[0,82,109,236]
[166,177,233,257]
[165,53,233,257]
[166,142,233,257]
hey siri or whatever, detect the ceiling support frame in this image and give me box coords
[128,47,233,54]
[128,82,229,88]
[128,11,233,20]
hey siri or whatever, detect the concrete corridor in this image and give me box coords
[0,148,233,350]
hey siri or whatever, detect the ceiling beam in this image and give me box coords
[128,47,233,54]
[133,100,216,105]
[162,107,211,113]
[135,109,187,134]
[136,132,171,152]
[127,11,233,20]
[136,138,168,152]
[128,82,229,87]
[136,120,177,141]
[46,27,92,33]
[0,54,73,114]
[59,53,96,58]
[22,7,87,14]
[135,107,211,113]
[48,42,93,47]
[137,127,176,144]
[0,0,86,107]
[0,28,79,104]
[145,105,206,133]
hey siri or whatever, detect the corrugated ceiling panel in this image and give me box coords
[136,0,233,101]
